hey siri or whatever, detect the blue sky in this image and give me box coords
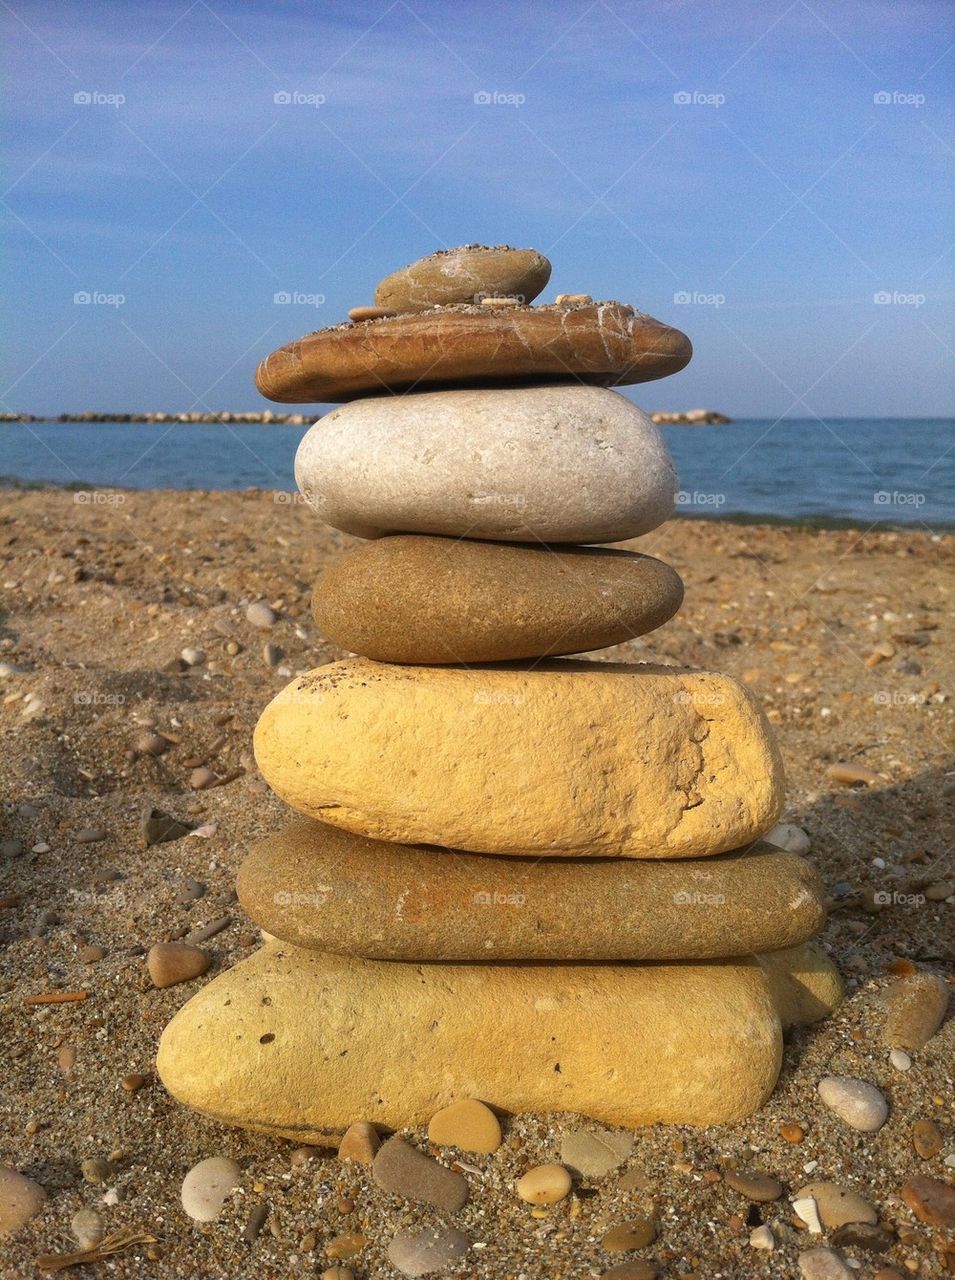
[2,0,953,417]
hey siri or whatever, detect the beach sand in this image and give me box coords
[1,486,952,1278]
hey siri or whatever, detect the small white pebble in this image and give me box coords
[750,1225,774,1250]
[102,1187,120,1206]
[32,843,50,853]
[889,1047,912,1071]
[872,856,886,869]
[803,1160,819,1173]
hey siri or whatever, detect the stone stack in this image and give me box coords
[158,245,841,1142]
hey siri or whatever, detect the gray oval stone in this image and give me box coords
[387,1226,470,1277]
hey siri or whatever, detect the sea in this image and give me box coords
[2,418,953,530]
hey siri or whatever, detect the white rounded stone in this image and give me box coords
[294,385,677,543]
[817,1076,888,1132]
[180,1156,241,1222]
[765,821,812,854]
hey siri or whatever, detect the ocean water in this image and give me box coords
[2,417,953,529]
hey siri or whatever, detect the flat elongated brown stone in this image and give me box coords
[236,820,826,961]
[254,303,692,404]
[313,537,684,663]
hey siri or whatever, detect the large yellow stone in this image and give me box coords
[252,659,784,858]
[157,945,790,1139]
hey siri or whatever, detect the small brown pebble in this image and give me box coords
[883,972,949,1049]
[830,1221,895,1253]
[348,306,397,322]
[781,1122,806,1143]
[338,1121,380,1164]
[515,1163,572,1205]
[290,1145,322,1170]
[136,732,169,756]
[727,1213,746,1233]
[872,1270,906,1280]
[887,959,919,976]
[325,1233,368,1260]
[57,1044,76,1074]
[602,1218,657,1251]
[912,1118,943,1159]
[146,1244,162,1262]
[827,762,881,787]
[189,767,217,790]
[80,1156,114,1184]
[618,1168,650,1192]
[74,828,107,843]
[900,1174,955,1227]
[724,1169,783,1202]
[428,1098,502,1153]
[77,944,105,964]
[300,1230,318,1252]
[702,1170,722,1183]
[121,1073,146,1093]
[373,1136,468,1211]
[146,942,210,988]
[337,1197,354,1214]
[242,1202,269,1243]
[322,1269,355,1280]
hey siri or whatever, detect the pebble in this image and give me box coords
[516,1163,572,1205]
[560,1126,634,1178]
[322,1269,355,1280]
[146,942,211,988]
[602,1218,657,1251]
[826,763,881,787]
[912,1118,943,1159]
[798,1247,853,1280]
[78,944,105,964]
[242,1202,268,1243]
[765,821,812,854]
[817,1075,888,1131]
[189,767,217,790]
[925,879,953,900]
[794,1181,878,1229]
[724,1168,783,1202]
[325,1232,368,1259]
[74,828,106,844]
[889,1048,911,1071]
[121,1072,147,1093]
[900,1174,955,1227]
[749,1225,775,1250]
[338,1121,380,1164]
[80,1157,114,1185]
[387,1226,470,1278]
[136,731,169,756]
[246,602,276,628]
[180,1156,241,1222]
[348,305,397,322]
[263,642,283,667]
[71,1207,104,1249]
[427,1098,502,1154]
[180,647,206,666]
[830,1221,895,1253]
[176,878,206,904]
[781,1122,806,1143]
[555,292,594,305]
[883,972,949,1048]
[0,1168,45,1237]
[57,1044,76,1074]
[372,1136,468,1211]
[600,1267,659,1280]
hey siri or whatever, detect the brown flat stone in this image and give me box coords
[254,303,692,404]
[236,819,826,961]
[372,1137,468,1212]
[313,536,684,663]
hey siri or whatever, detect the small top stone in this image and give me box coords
[147,942,211,989]
[427,1099,501,1154]
[375,244,551,311]
[817,1076,888,1132]
[0,1168,46,1238]
[180,1156,241,1222]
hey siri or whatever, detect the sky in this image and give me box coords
[2,0,954,418]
